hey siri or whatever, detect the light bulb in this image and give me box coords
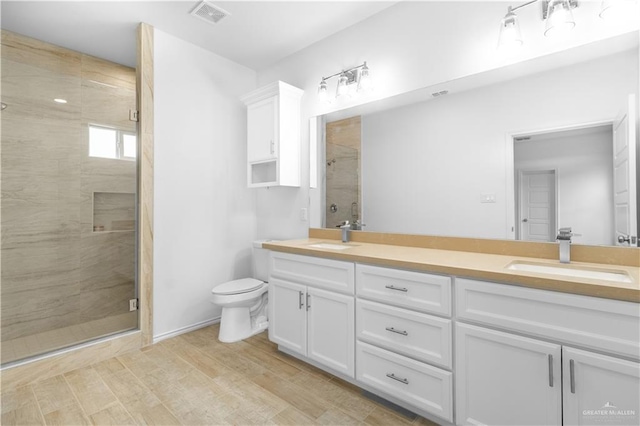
[600,0,635,20]
[336,73,348,97]
[317,79,328,102]
[359,63,372,91]
[544,0,575,38]
[498,7,523,51]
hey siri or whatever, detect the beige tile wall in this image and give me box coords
[1,30,137,356]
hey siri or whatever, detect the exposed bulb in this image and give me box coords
[359,63,373,91]
[544,0,575,38]
[498,7,523,51]
[336,72,349,97]
[317,79,328,102]
[599,0,636,20]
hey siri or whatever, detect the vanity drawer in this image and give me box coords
[356,341,453,422]
[356,264,451,316]
[356,299,452,369]
[270,252,355,294]
[456,278,640,359]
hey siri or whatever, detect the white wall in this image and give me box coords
[153,29,257,339]
[515,128,614,246]
[360,50,637,239]
[256,1,639,240]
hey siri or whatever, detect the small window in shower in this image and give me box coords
[89,124,137,160]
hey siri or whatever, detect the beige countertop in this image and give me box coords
[264,238,640,303]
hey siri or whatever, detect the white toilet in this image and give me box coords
[211,240,271,343]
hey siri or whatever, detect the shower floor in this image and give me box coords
[1,312,137,365]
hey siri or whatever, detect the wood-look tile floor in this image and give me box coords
[1,324,440,425]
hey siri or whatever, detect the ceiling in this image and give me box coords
[0,1,396,70]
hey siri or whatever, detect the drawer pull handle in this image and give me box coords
[306,293,311,311]
[385,327,408,336]
[299,291,304,310]
[548,354,553,387]
[386,373,409,385]
[385,285,408,292]
[570,359,576,394]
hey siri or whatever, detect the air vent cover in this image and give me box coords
[190,1,231,24]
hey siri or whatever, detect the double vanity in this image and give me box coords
[264,232,640,426]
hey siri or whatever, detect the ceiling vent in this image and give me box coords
[190,1,231,25]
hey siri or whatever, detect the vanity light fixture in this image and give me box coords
[497,0,579,50]
[317,62,372,102]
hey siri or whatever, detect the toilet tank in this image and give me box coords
[252,240,273,282]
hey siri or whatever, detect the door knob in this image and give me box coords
[618,235,631,244]
[522,218,528,222]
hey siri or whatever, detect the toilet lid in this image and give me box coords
[212,278,265,295]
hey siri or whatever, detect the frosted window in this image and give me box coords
[89,126,118,159]
[123,133,137,159]
[89,125,136,161]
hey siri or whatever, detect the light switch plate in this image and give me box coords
[480,193,496,203]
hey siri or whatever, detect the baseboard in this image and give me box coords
[153,317,220,343]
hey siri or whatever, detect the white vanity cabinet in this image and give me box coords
[266,247,639,426]
[455,278,640,426]
[268,252,355,378]
[241,81,303,188]
[562,347,640,426]
[456,323,562,425]
[355,264,454,422]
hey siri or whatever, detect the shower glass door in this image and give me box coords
[0,30,138,366]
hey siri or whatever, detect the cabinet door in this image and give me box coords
[307,287,355,378]
[247,96,277,162]
[563,347,640,426]
[268,278,306,356]
[456,323,561,426]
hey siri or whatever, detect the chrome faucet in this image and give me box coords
[556,227,573,264]
[338,221,351,243]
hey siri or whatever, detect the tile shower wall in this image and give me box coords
[325,116,361,229]
[1,31,137,355]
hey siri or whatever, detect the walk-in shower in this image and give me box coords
[0,30,139,366]
[325,116,362,229]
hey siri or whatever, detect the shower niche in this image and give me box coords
[93,192,135,232]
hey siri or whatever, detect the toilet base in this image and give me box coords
[218,306,269,343]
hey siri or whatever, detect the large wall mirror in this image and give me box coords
[313,31,639,248]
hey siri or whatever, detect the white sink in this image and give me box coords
[307,242,358,250]
[506,261,632,283]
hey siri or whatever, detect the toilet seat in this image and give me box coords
[212,278,265,295]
